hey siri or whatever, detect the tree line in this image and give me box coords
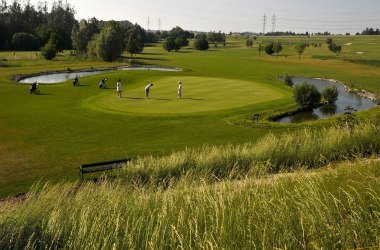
[360,27,380,35]
[0,0,76,51]
[0,0,165,61]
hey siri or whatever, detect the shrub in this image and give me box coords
[264,41,274,55]
[321,85,339,103]
[293,82,321,108]
[328,42,342,55]
[246,39,253,47]
[194,36,209,51]
[40,41,57,60]
[279,72,293,86]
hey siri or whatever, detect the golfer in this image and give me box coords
[116,79,122,98]
[145,83,153,98]
[177,81,182,99]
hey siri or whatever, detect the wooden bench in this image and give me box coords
[79,158,131,181]
[252,113,260,123]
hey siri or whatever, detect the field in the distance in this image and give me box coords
[0,35,380,197]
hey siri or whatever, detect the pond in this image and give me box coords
[277,77,376,123]
[18,67,180,84]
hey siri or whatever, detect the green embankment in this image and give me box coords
[1,121,379,249]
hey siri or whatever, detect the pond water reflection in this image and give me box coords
[18,67,180,84]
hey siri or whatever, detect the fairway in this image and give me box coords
[83,76,285,114]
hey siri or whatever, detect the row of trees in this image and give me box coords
[0,0,155,61]
[72,19,146,61]
[246,37,342,59]
[0,0,76,51]
[361,27,380,35]
[163,29,225,52]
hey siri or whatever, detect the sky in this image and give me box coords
[27,0,380,34]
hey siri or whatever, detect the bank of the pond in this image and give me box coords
[311,77,377,102]
[13,65,182,84]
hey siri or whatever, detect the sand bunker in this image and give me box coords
[345,43,352,45]
[356,52,364,54]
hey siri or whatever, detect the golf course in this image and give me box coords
[1,34,380,248]
[1,36,379,198]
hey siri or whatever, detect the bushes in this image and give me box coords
[321,85,339,103]
[40,41,57,60]
[293,82,321,108]
[194,35,209,51]
[279,72,293,87]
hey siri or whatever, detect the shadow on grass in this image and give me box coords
[125,96,144,100]
[132,57,168,61]
[182,97,206,101]
[150,98,174,101]
[139,52,165,56]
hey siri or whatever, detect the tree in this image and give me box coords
[41,37,57,60]
[163,37,176,52]
[293,82,321,108]
[321,86,339,103]
[72,18,100,54]
[48,32,64,52]
[11,32,40,50]
[328,42,342,56]
[264,41,274,55]
[295,42,307,60]
[87,21,123,61]
[258,43,264,57]
[325,37,333,45]
[272,41,283,56]
[163,26,189,51]
[126,32,142,57]
[207,31,225,45]
[246,38,253,47]
[194,34,209,50]
[175,35,189,47]
[47,1,77,49]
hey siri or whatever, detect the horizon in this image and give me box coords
[21,0,380,34]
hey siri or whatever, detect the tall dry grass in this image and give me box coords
[1,118,379,249]
[118,118,380,186]
[0,160,379,249]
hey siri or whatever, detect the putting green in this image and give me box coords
[83,76,286,114]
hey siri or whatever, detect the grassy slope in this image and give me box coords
[0,36,380,197]
[0,158,378,249]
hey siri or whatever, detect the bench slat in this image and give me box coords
[81,164,123,173]
[79,158,131,181]
[81,158,131,168]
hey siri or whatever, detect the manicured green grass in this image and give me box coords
[83,76,286,114]
[0,35,380,197]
